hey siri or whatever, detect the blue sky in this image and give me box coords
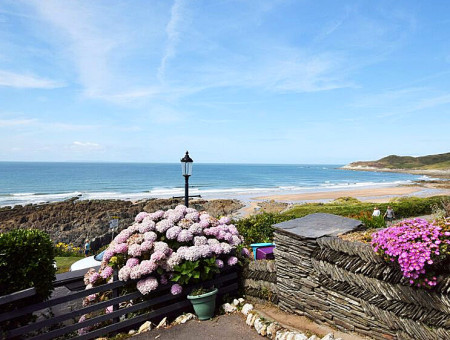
[0,0,449,164]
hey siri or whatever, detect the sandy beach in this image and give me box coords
[232,183,450,217]
[254,185,450,203]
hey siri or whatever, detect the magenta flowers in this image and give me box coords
[371,218,450,288]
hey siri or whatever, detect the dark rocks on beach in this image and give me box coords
[0,198,243,247]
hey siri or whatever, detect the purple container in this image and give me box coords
[256,246,275,260]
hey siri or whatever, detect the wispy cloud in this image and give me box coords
[0,70,63,89]
[30,1,119,98]
[0,118,37,127]
[0,116,98,131]
[351,87,450,118]
[157,0,187,82]
[71,141,102,150]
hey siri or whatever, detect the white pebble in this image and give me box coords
[246,313,254,326]
[241,303,254,315]
[254,318,263,333]
[138,321,151,333]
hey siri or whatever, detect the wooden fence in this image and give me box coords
[0,266,238,339]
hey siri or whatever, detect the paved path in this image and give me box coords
[131,313,263,340]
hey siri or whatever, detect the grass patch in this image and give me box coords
[236,196,450,246]
[283,196,448,219]
[55,256,84,274]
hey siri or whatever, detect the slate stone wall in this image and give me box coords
[242,260,278,303]
[273,229,450,340]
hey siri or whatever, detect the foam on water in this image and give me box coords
[0,162,424,207]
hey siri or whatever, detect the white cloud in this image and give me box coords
[0,70,63,89]
[71,141,102,150]
[0,118,37,127]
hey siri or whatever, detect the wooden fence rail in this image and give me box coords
[0,267,238,339]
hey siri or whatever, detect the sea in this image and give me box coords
[0,162,428,207]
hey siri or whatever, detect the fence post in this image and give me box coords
[112,269,120,324]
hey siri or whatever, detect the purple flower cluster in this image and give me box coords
[371,218,450,287]
[171,283,183,295]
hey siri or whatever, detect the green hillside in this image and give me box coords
[348,152,450,170]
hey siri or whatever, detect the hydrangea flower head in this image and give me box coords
[100,266,114,279]
[219,216,231,225]
[177,230,193,243]
[166,226,182,240]
[171,283,183,295]
[135,212,149,223]
[139,260,158,275]
[136,276,158,295]
[227,256,238,266]
[144,231,158,242]
[128,244,142,257]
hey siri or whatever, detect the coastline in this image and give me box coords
[251,185,450,203]
[340,165,450,178]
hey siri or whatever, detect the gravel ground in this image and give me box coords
[131,313,263,340]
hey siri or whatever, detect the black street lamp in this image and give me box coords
[180,151,193,207]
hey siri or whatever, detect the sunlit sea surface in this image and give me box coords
[0,162,425,206]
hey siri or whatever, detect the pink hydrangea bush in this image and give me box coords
[371,218,450,288]
[83,205,251,299]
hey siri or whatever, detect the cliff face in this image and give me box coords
[0,198,243,248]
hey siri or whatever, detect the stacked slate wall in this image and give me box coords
[273,229,450,340]
[242,260,278,303]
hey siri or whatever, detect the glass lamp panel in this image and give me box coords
[181,162,193,176]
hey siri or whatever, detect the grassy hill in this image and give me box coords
[347,152,450,170]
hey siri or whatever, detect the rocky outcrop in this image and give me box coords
[0,198,243,247]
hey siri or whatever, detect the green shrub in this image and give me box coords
[235,196,450,245]
[0,229,56,299]
[284,196,449,220]
[347,211,386,229]
[235,213,293,246]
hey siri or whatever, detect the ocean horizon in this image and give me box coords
[0,161,426,207]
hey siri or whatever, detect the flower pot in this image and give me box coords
[187,288,218,320]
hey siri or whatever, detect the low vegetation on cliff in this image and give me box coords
[346,152,450,170]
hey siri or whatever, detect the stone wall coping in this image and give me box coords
[273,213,362,239]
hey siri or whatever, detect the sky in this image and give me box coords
[0,0,449,164]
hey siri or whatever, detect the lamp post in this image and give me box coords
[180,151,193,207]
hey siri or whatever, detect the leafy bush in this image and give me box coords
[0,229,56,299]
[172,257,220,285]
[235,197,450,245]
[235,213,293,246]
[284,196,449,220]
[348,211,386,229]
[332,197,362,205]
